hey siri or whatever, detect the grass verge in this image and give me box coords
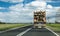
[46,24,60,32]
[0,24,32,31]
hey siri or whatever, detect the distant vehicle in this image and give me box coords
[33,10,46,28]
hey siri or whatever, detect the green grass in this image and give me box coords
[47,24,60,32]
[0,24,31,31]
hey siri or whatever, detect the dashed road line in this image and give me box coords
[17,28,32,36]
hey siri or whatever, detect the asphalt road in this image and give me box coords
[22,28,56,36]
[0,25,56,36]
[0,26,32,36]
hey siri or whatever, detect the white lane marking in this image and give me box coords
[46,27,59,36]
[0,26,26,33]
[17,28,32,36]
[0,27,21,33]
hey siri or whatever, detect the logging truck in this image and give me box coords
[34,10,46,28]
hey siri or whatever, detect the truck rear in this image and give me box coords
[34,10,46,28]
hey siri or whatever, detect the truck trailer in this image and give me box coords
[34,10,46,28]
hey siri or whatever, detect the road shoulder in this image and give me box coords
[46,27,59,36]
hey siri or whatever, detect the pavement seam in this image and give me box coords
[17,28,32,36]
[46,27,59,36]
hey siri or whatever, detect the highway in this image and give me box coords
[0,25,56,36]
[22,28,56,36]
[0,26,31,36]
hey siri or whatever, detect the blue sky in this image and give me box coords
[0,0,60,23]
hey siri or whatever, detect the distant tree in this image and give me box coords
[0,21,6,24]
[55,21,60,24]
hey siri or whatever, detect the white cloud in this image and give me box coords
[0,7,6,9]
[0,0,23,3]
[46,9,56,17]
[54,7,60,12]
[35,0,51,1]
[0,11,33,23]
[46,4,55,17]
[0,3,34,23]
[46,6,60,23]
[54,7,60,22]
[47,5,53,9]
[30,1,46,8]
[25,1,47,11]
[9,4,23,11]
